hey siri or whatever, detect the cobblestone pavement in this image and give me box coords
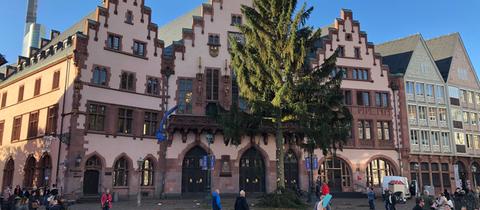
[67,198,417,210]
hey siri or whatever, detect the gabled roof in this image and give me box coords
[425,33,460,82]
[158,6,202,47]
[375,34,421,74]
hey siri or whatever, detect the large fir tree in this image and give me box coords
[228,0,352,191]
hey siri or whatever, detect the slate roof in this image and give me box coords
[375,34,421,74]
[0,11,95,86]
[425,33,460,82]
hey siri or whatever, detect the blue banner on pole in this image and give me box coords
[313,157,319,170]
[305,157,311,171]
[210,155,215,170]
[156,105,178,143]
[201,156,208,170]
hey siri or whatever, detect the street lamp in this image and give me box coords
[137,157,144,207]
[205,132,214,196]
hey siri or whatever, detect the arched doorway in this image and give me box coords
[284,150,299,190]
[319,157,352,192]
[182,146,208,193]
[37,154,52,188]
[24,156,36,188]
[472,162,480,188]
[239,147,266,193]
[366,158,395,187]
[83,156,102,195]
[457,161,467,189]
[2,158,14,190]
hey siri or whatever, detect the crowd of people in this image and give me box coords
[1,184,66,210]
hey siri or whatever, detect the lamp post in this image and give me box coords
[137,157,144,207]
[205,132,214,199]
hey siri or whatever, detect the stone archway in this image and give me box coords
[284,149,299,190]
[182,146,208,193]
[37,154,52,188]
[239,147,266,193]
[83,155,102,195]
[2,158,14,190]
[23,156,36,188]
[319,156,352,192]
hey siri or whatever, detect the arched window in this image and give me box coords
[141,159,154,186]
[472,162,480,188]
[2,158,14,190]
[319,157,352,192]
[113,157,129,187]
[86,155,101,169]
[366,158,395,187]
[37,154,52,187]
[24,156,37,188]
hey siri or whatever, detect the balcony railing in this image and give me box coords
[359,140,374,147]
[349,106,392,116]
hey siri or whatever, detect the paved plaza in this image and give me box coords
[68,198,417,210]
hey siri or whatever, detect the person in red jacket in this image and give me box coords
[321,182,330,196]
[101,189,112,210]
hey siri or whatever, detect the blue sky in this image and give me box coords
[0,0,478,73]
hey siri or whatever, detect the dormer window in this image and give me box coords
[125,10,134,24]
[231,14,242,26]
[208,34,221,57]
[338,46,345,57]
[133,41,146,57]
[354,47,361,59]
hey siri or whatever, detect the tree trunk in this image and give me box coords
[276,117,285,190]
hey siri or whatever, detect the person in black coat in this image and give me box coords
[234,190,249,210]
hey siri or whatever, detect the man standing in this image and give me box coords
[412,198,425,210]
[212,189,222,210]
[367,187,375,210]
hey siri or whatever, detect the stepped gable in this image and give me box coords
[317,9,389,73]
[375,34,421,74]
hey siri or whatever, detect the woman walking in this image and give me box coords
[101,189,112,210]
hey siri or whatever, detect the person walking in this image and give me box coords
[1,187,12,210]
[29,191,40,210]
[234,190,249,210]
[367,187,375,210]
[443,189,451,201]
[420,190,433,210]
[412,198,425,210]
[101,189,112,210]
[212,189,222,210]
[434,193,449,210]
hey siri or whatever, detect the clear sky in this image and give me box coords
[0,0,478,74]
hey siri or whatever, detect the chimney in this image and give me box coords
[26,0,38,23]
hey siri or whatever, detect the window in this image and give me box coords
[436,86,444,99]
[125,10,133,24]
[441,132,450,147]
[376,121,390,140]
[354,48,361,59]
[34,78,41,96]
[406,81,414,95]
[431,131,440,146]
[118,108,133,134]
[463,112,469,124]
[52,71,60,89]
[468,91,474,104]
[475,135,480,150]
[366,159,394,186]
[476,94,480,106]
[431,163,441,187]
[92,66,108,86]
[206,69,219,101]
[461,90,467,103]
[27,112,39,138]
[88,104,106,131]
[416,83,424,96]
[133,41,146,56]
[358,120,371,140]
[408,105,417,120]
[420,130,429,146]
[178,79,193,114]
[451,108,462,122]
[448,86,459,98]
[231,14,242,25]
[0,121,4,146]
[107,34,121,50]
[120,72,135,91]
[418,106,427,120]
[11,116,22,141]
[410,130,419,145]
[466,134,473,148]
[141,159,154,186]
[146,77,159,95]
[420,162,431,186]
[355,69,369,81]
[18,85,24,102]
[455,132,465,145]
[113,157,128,186]
[428,107,437,121]
[438,108,447,122]
[143,112,158,136]
[352,69,358,80]
[1,92,6,108]
[441,163,451,187]
[338,46,345,57]
[208,34,220,46]
[344,90,352,105]
[426,84,434,97]
[471,113,478,126]
[45,105,58,135]
[375,92,388,107]
[357,91,370,106]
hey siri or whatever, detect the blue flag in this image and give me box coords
[156,105,178,143]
